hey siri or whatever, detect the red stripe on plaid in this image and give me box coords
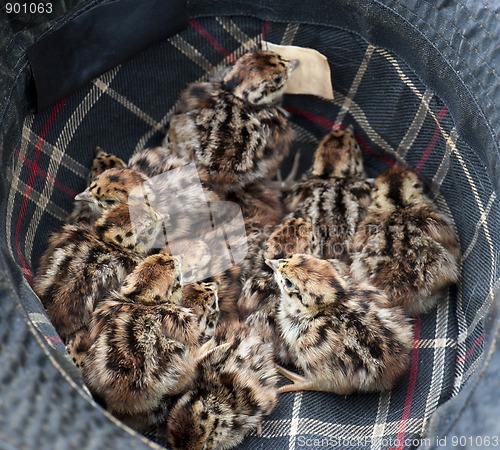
[189,19,234,61]
[456,333,484,364]
[284,105,341,129]
[14,99,66,282]
[393,317,422,450]
[354,133,396,167]
[15,149,78,198]
[46,335,63,345]
[262,21,271,41]
[284,105,396,166]
[416,107,448,171]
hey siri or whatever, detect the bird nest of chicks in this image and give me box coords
[34,50,460,450]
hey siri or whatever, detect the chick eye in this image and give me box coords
[175,274,182,283]
[104,198,118,205]
[273,75,283,85]
[284,277,295,290]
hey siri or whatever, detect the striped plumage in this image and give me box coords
[82,254,207,432]
[180,282,220,343]
[66,147,127,224]
[165,321,279,450]
[73,167,148,218]
[88,146,127,183]
[128,146,191,179]
[267,254,413,395]
[167,50,296,193]
[34,199,164,364]
[282,127,371,261]
[351,166,461,316]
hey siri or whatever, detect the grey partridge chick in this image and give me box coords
[180,282,220,343]
[267,254,413,395]
[237,217,313,318]
[168,50,297,193]
[34,199,164,361]
[88,146,127,182]
[165,321,279,450]
[127,145,214,184]
[351,166,461,316]
[237,217,314,364]
[283,126,372,261]
[66,147,127,224]
[82,253,211,432]
[73,167,148,220]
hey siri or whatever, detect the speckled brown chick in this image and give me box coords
[89,146,127,182]
[282,126,372,261]
[180,282,220,343]
[164,321,279,450]
[237,217,314,365]
[34,199,164,361]
[127,145,212,183]
[267,254,413,395]
[82,253,211,432]
[167,50,297,193]
[351,166,461,316]
[237,217,313,319]
[66,147,127,224]
[72,167,148,220]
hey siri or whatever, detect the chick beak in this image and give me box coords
[290,59,300,70]
[74,189,94,203]
[265,258,279,270]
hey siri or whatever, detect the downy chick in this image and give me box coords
[34,199,164,363]
[82,253,212,432]
[351,166,461,316]
[168,50,297,193]
[267,254,413,395]
[283,126,372,261]
[165,321,279,450]
[66,147,127,224]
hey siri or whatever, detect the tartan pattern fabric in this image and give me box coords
[1,14,499,450]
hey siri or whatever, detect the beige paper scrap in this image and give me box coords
[262,41,334,100]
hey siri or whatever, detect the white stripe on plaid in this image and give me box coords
[5,114,34,264]
[23,127,88,179]
[370,393,392,450]
[264,416,426,440]
[431,126,456,188]
[92,76,166,134]
[461,193,497,262]
[416,338,456,349]
[168,34,215,72]
[215,17,261,52]
[335,45,375,125]
[288,392,304,450]
[23,68,121,270]
[5,170,68,221]
[134,33,217,151]
[398,89,434,158]
[420,291,452,437]
[280,23,301,46]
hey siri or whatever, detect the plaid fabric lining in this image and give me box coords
[2,16,499,450]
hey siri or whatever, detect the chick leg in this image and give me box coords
[271,151,301,191]
[275,364,317,393]
[195,341,232,365]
